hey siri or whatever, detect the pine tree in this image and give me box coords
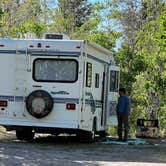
[58,0,91,27]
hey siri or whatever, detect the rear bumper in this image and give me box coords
[0,119,79,131]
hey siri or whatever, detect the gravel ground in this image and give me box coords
[0,126,166,166]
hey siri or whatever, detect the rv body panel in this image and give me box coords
[0,38,119,137]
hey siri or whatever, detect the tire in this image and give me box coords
[99,130,107,138]
[92,118,97,136]
[77,131,94,143]
[26,90,54,119]
[16,129,34,141]
[77,119,96,143]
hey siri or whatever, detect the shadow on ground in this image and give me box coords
[0,134,166,165]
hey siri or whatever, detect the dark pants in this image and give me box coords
[117,112,129,141]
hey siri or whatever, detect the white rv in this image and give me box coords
[0,35,120,142]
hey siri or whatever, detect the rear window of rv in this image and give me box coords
[33,58,78,83]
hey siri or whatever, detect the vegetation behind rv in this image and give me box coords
[0,0,165,137]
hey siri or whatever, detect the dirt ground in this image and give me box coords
[0,126,166,166]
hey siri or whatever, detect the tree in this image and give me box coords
[136,5,166,134]
[88,29,121,51]
[0,0,20,37]
[109,0,166,135]
[49,0,92,39]
[58,0,91,27]
[0,0,45,38]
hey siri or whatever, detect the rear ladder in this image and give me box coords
[14,46,29,117]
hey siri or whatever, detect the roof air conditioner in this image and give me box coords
[43,33,70,40]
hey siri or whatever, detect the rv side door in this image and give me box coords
[106,66,120,125]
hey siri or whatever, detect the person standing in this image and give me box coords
[116,88,130,141]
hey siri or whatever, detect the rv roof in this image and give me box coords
[0,38,113,59]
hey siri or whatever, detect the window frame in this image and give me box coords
[109,70,119,92]
[95,73,100,88]
[33,58,79,83]
[86,62,92,87]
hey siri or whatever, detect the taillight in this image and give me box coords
[76,46,81,49]
[0,100,8,107]
[66,103,76,110]
[29,45,34,48]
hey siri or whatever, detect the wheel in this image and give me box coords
[26,90,54,119]
[77,131,94,143]
[92,118,97,138]
[99,130,107,138]
[16,129,34,141]
[78,118,97,143]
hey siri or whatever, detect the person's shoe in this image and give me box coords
[123,138,127,142]
[117,138,123,142]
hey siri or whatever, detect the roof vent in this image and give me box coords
[43,33,70,40]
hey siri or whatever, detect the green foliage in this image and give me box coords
[112,0,166,137]
[49,0,92,39]
[159,105,166,137]
[88,30,121,51]
[108,126,118,137]
[0,0,44,38]
[49,8,75,38]
[0,0,119,49]
[58,0,91,27]
[0,0,165,137]
[115,45,148,94]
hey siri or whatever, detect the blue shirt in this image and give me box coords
[117,96,130,114]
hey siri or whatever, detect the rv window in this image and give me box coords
[95,73,99,88]
[33,59,78,83]
[86,62,92,87]
[110,71,119,92]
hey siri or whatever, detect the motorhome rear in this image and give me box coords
[0,37,119,142]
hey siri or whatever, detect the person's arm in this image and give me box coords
[125,97,130,112]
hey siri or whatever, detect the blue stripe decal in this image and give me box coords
[0,95,79,104]
[0,95,102,106]
[53,98,79,104]
[0,50,81,56]
[85,99,103,108]
[31,50,81,56]
[0,95,15,101]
